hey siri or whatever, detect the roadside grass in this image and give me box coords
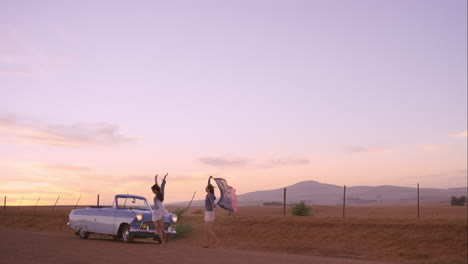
[192,209,203,215]
[172,222,194,238]
[172,208,188,220]
[1,205,466,264]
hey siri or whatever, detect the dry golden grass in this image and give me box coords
[1,205,466,264]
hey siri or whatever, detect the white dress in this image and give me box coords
[152,198,170,221]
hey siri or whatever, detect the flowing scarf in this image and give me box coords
[209,177,238,213]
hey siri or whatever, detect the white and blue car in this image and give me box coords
[68,194,177,243]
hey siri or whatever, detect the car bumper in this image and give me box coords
[130,227,177,238]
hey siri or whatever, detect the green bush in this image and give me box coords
[291,201,311,216]
[172,208,187,220]
[174,222,194,238]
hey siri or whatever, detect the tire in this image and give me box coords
[121,225,134,243]
[78,228,89,239]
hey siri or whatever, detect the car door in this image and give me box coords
[94,208,116,235]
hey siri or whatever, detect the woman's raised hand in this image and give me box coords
[155,174,158,183]
[163,173,168,180]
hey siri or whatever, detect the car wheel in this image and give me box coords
[121,225,134,243]
[78,228,89,239]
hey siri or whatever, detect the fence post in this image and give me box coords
[34,195,41,212]
[283,188,286,216]
[185,191,197,212]
[3,196,5,210]
[52,195,60,211]
[75,194,82,209]
[97,194,100,207]
[18,196,24,209]
[343,185,346,218]
[417,183,420,219]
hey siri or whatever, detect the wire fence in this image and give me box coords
[1,194,101,211]
[2,183,467,218]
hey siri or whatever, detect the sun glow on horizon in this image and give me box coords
[0,0,466,206]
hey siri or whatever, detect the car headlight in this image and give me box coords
[172,214,178,223]
[136,213,143,221]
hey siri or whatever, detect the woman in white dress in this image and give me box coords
[151,173,170,245]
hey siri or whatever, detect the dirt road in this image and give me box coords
[0,229,399,264]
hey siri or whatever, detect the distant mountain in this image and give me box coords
[168,180,467,207]
[238,180,342,205]
[237,181,467,206]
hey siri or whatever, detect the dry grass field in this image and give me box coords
[0,205,466,264]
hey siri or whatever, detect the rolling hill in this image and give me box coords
[169,180,467,207]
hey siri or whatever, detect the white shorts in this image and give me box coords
[204,210,215,222]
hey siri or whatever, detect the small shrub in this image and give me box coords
[174,222,194,238]
[173,208,187,220]
[450,196,466,206]
[291,201,311,216]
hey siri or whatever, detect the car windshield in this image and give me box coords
[116,197,150,210]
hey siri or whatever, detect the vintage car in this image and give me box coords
[68,194,177,243]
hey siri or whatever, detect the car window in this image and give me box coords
[116,197,150,210]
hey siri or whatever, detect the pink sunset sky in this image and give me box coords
[1,0,467,205]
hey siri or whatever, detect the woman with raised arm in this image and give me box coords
[203,176,220,248]
[151,173,170,245]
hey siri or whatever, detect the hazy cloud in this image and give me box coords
[39,163,91,172]
[346,146,387,154]
[119,174,207,183]
[268,158,309,165]
[199,156,252,168]
[76,174,127,188]
[199,155,310,169]
[0,24,76,76]
[420,131,466,152]
[401,169,467,184]
[421,143,451,153]
[0,114,138,147]
[258,157,310,169]
[118,175,149,182]
[0,181,50,191]
[451,130,468,138]
[165,174,208,182]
